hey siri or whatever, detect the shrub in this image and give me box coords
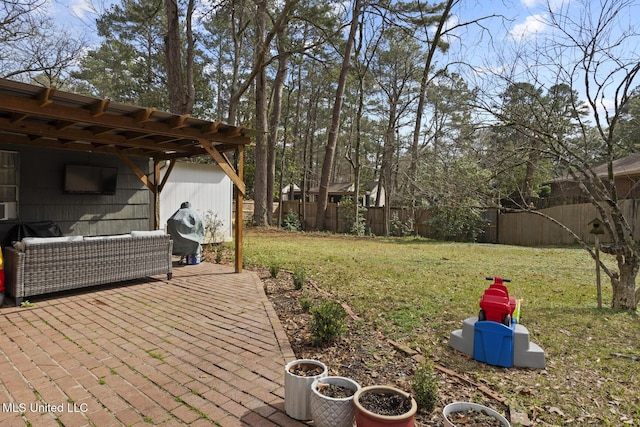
[412,359,438,413]
[282,211,301,231]
[390,211,414,237]
[340,197,367,236]
[292,264,306,290]
[300,297,314,312]
[310,299,347,346]
[424,204,485,242]
[269,263,280,278]
[203,210,224,243]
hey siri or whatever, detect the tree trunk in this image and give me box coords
[315,0,362,230]
[184,0,195,114]
[409,0,455,207]
[379,122,395,235]
[164,0,186,114]
[227,0,246,124]
[228,0,300,124]
[253,0,269,226]
[267,33,290,225]
[164,0,195,115]
[612,255,638,310]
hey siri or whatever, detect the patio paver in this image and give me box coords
[0,262,308,426]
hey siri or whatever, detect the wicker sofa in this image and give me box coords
[4,231,173,305]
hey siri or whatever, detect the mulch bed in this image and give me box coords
[249,265,513,426]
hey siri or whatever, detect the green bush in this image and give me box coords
[300,297,314,312]
[269,263,280,278]
[390,212,414,237]
[282,211,301,231]
[339,197,367,236]
[310,299,347,346]
[412,359,438,413]
[292,264,306,290]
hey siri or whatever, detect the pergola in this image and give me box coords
[0,78,254,272]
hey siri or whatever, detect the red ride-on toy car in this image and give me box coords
[478,277,517,326]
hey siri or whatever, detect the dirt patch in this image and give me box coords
[250,265,512,426]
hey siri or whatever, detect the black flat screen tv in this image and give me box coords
[64,165,118,195]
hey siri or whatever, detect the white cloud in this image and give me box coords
[68,0,95,19]
[521,0,544,7]
[522,0,571,12]
[509,13,549,41]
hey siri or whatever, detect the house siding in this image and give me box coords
[0,144,150,239]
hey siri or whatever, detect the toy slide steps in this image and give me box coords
[449,317,545,369]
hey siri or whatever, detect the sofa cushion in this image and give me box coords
[131,230,166,237]
[84,234,132,241]
[22,236,84,245]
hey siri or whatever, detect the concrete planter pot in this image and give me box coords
[310,376,361,427]
[443,402,510,427]
[284,359,328,420]
[353,385,417,427]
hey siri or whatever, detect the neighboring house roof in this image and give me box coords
[591,152,640,177]
[281,184,301,192]
[308,181,382,195]
[308,182,356,194]
[548,152,640,183]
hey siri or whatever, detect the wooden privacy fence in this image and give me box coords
[497,199,640,246]
[278,200,427,236]
[276,199,640,246]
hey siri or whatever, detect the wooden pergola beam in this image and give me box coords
[117,151,155,192]
[201,139,246,195]
[0,78,253,274]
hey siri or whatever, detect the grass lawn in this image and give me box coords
[243,228,640,426]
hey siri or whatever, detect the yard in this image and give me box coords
[239,228,640,426]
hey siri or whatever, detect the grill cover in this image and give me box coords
[167,202,205,256]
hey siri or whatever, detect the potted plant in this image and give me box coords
[284,359,328,420]
[310,376,361,427]
[443,402,510,427]
[353,385,417,427]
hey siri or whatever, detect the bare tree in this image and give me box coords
[479,0,640,310]
[0,0,84,84]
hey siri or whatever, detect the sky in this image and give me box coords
[47,0,566,46]
[46,0,640,117]
[447,0,640,118]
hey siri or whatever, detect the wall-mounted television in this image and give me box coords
[64,165,118,195]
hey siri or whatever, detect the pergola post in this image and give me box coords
[153,160,161,229]
[234,146,244,273]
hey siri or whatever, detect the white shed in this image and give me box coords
[159,162,233,243]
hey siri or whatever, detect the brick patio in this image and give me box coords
[0,262,309,426]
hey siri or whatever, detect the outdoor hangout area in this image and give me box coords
[2,227,637,427]
[0,261,302,427]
